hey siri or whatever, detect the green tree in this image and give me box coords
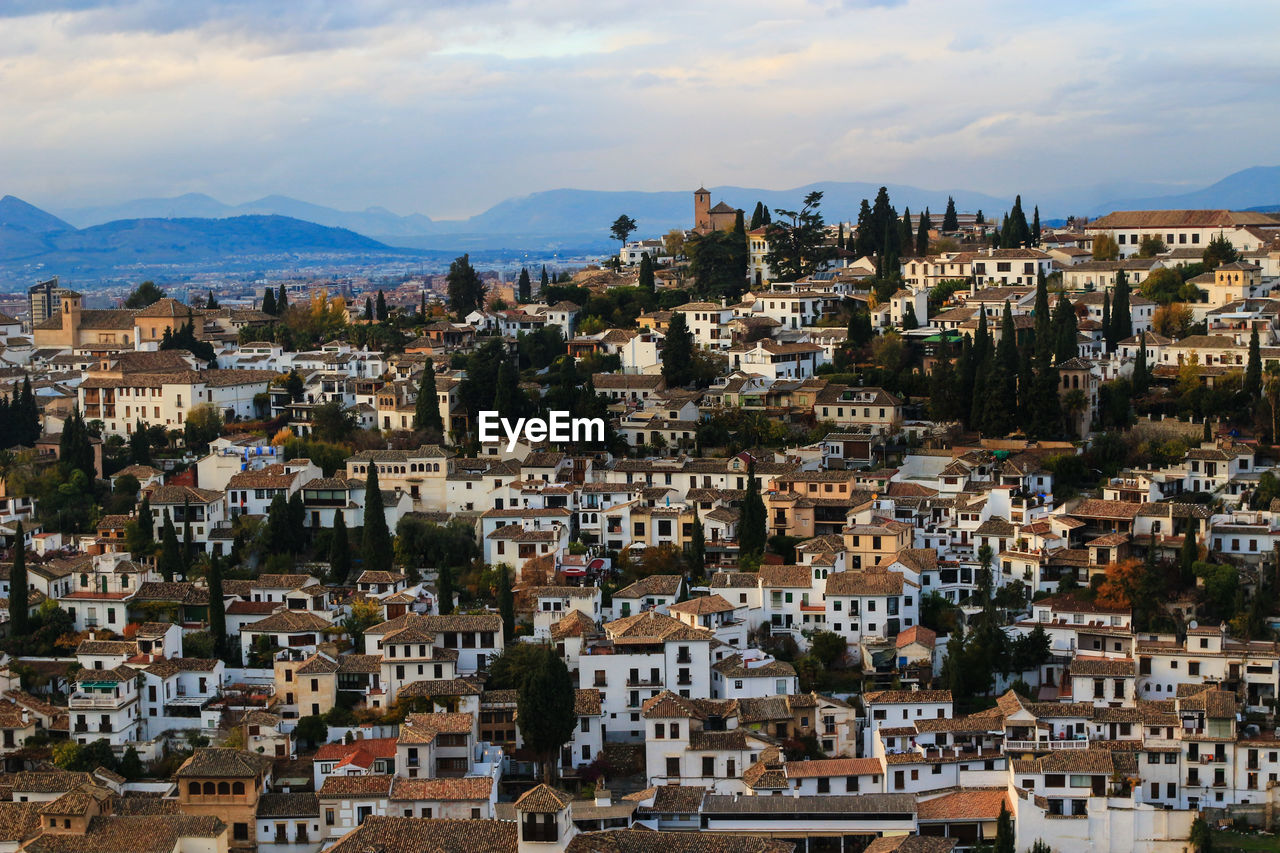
[1246,326,1262,399]
[1137,235,1166,257]
[265,493,293,555]
[158,511,182,581]
[749,202,769,230]
[688,508,706,581]
[517,267,532,303]
[810,631,847,667]
[446,253,486,318]
[183,404,223,454]
[361,465,393,573]
[915,207,932,256]
[60,407,96,482]
[517,645,578,782]
[261,288,277,315]
[902,302,919,330]
[9,522,28,636]
[1052,293,1078,363]
[1180,522,1198,587]
[119,746,144,780]
[207,551,228,661]
[130,419,152,465]
[284,368,304,402]
[1112,270,1133,342]
[1202,232,1240,268]
[738,460,767,560]
[635,252,658,295]
[687,229,747,300]
[942,197,958,232]
[124,280,165,309]
[497,564,514,642]
[375,290,388,322]
[437,563,455,615]
[1092,233,1120,261]
[294,715,328,749]
[1133,335,1150,395]
[661,312,695,388]
[1189,817,1213,853]
[540,265,550,293]
[485,643,547,689]
[329,512,352,584]
[610,214,638,249]
[414,360,443,435]
[277,283,289,313]
[765,191,836,281]
[995,802,1015,853]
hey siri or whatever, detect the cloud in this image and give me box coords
[0,0,1277,219]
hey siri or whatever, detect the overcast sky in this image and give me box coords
[3,0,1278,219]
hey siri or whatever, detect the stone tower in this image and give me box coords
[694,186,711,232]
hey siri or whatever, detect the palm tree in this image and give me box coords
[1061,389,1088,438]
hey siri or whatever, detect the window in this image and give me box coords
[702,757,715,777]
[233,823,249,841]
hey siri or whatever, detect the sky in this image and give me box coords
[2,0,1279,220]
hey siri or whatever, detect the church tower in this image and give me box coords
[694,186,711,232]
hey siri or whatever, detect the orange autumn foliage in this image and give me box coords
[1095,558,1144,609]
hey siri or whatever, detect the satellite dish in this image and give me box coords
[1188,620,1198,630]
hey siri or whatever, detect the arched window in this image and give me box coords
[217,782,230,795]
[188,782,200,796]
[202,782,215,795]
[232,781,245,796]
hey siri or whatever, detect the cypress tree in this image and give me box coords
[915,207,932,256]
[1134,335,1150,395]
[540,265,549,293]
[361,465,393,572]
[1031,206,1041,247]
[661,313,695,388]
[181,499,193,571]
[277,284,288,313]
[1180,522,1198,587]
[929,343,960,422]
[1246,327,1262,398]
[1029,270,1061,438]
[437,564,455,615]
[942,196,959,232]
[837,223,845,251]
[638,252,655,294]
[899,207,913,256]
[518,268,532,303]
[364,297,373,321]
[136,495,154,554]
[1112,270,1133,341]
[1052,294,1079,364]
[159,511,181,581]
[19,376,39,446]
[492,361,523,421]
[516,645,577,783]
[261,288,276,315]
[497,564,514,641]
[1102,291,1114,353]
[10,522,27,636]
[375,290,388,322]
[329,512,352,584]
[288,491,306,551]
[997,301,1020,395]
[207,289,219,309]
[420,291,427,320]
[415,360,444,434]
[738,460,767,560]
[750,202,767,230]
[265,493,292,554]
[731,209,748,285]
[208,551,227,661]
[854,199,874,257]
[689,508,706,581]
[903,303,919,330]
[956,334,976,428]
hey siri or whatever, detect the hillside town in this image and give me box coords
[1,189,1280,853]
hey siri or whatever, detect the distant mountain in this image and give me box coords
[0,199,430,284]
[1097,166,1280,213]
[59,193,434,238]
[452,182,1015,240]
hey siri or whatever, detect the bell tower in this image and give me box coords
[694,186,711,232]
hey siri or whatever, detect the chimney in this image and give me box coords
[595,789,611,807]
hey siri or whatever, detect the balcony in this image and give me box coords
[1005,739,1088,751]
[70,693,125,709]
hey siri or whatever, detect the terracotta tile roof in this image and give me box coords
[255,792,319,818]
[243,610,329,633]
[1070,657,1135,676]
[550,609,598,640]
[864,689,952,705]
[916,788,1011,821]
[574,688,603,716]
[397,712,473,744]
[23,814,226,853]
[896,625,937,649]
[826,567,909,596]
[566,830,794,853]
[318,775,394,797]
[315,737,398,762]
[613,574,683,598]
[175,748,273,779]
[785,757,882,778]
[0,802,41,845]
[668,594,736,616]
[327,816,514,853]
[389,776,493,801]
[515,783,572,813]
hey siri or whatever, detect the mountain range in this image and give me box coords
[4,165,1278,286]
[48,166,1280,251]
